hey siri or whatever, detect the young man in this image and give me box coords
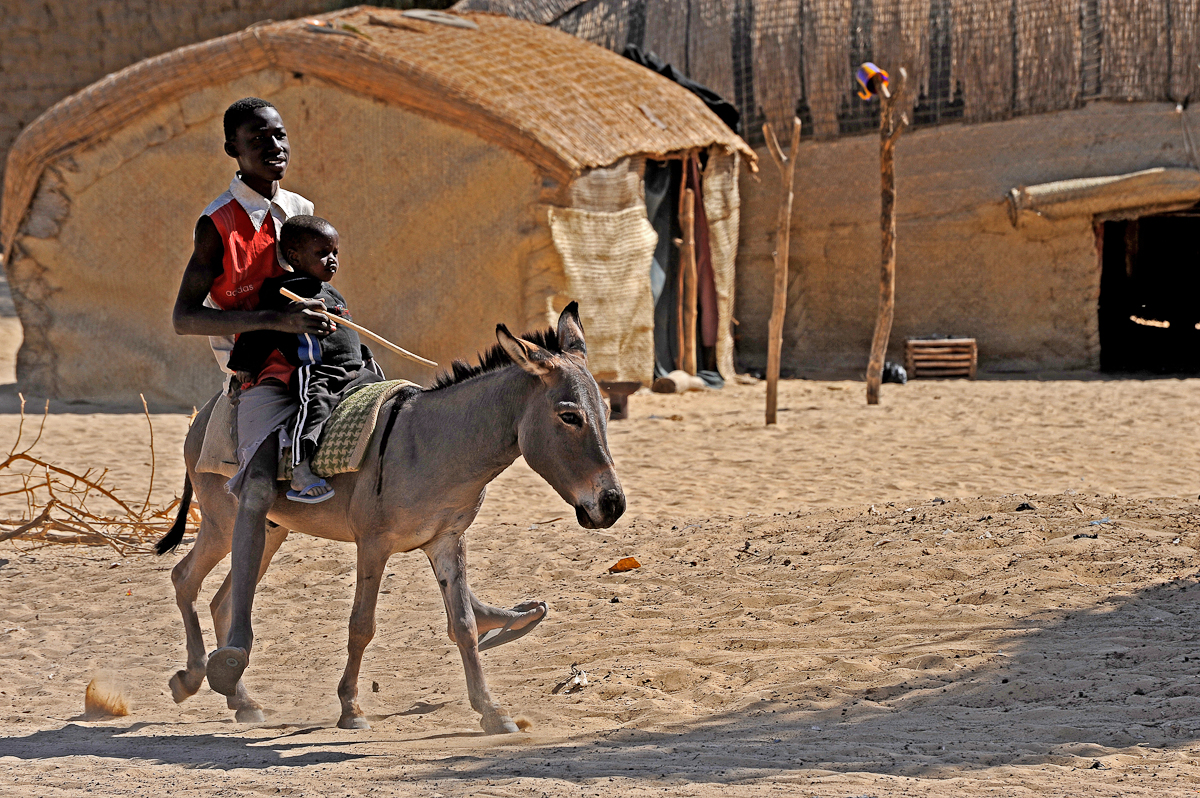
[228,215,382,504]
[173,97,329,696]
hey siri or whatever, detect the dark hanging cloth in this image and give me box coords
[682,152,723,388]
[686,154,719,350]
[622,44,741,135]
[645,159,681,380]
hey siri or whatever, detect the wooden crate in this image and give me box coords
[905,338,977,379]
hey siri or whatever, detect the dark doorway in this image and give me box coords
[1098,212,1200,373]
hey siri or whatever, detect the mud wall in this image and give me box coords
[7,71,556,405]
[736,101,1200,374]
[1,1,334,224]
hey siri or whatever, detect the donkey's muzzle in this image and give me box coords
[576,488,626,529]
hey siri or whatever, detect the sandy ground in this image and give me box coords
[4,315,1200,795]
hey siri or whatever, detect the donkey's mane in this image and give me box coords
[428,327,562,391]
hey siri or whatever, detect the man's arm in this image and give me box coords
[172,215,331,338]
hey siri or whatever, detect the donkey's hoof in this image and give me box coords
[235,706,266,724]
[480,713,519,734]
[169,669,204,704]
[338,714,371,730]
[206,646,248,697]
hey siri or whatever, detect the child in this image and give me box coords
[228,215,382,503]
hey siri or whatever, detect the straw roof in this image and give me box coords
[1,5,753,262]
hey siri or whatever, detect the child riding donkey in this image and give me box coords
[228,214,383,504]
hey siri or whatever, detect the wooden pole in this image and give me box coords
[680,187,698,375]
[764,117,802,425]
[278,286,438,368]
[865,67,908,405]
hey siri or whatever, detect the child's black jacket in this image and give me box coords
[228,274,373,378]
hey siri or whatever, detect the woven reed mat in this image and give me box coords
[282,379,418,481]
[548,204,656,384]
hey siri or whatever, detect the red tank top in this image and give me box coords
[206,198,294,386]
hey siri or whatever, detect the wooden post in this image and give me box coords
[764,117,802,425]
[865,67,908,405]
[680,187,698,375]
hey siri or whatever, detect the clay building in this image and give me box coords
[457,0,1200,375]
[0,7,750,404]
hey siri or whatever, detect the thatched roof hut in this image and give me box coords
[0,6,752,404]
[461,0,1200,375]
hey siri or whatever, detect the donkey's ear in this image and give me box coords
[556,301,587,357]
[497,324,553,376]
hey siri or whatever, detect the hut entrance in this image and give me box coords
[1099,211,1200,373]
[623,44,741,389]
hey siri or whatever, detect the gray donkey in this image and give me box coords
[156,304,625,733]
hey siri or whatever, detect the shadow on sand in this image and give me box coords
[0,577,1196,782]
[418,574,1200,782]
[0,720,371,769]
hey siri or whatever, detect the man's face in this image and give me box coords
[225,107,290,185]
[289,231,340,283]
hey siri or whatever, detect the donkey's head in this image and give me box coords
[496,303,626,529]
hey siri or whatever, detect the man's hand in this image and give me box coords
[275,299,336,336]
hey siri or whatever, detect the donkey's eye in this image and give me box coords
[559,411,583,427]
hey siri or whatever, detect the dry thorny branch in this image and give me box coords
[0,394,197,555]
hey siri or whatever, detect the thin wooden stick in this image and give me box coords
[866,68,908,406]
[680,186,698,375]
[764,116,802,425]
[279,287,438,368]
[139,394,155,516]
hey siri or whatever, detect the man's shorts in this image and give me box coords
[225,378,297,497]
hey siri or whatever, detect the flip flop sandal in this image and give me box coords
[478,601,548,651]
[287,478,335,504]
[206,646,248,696]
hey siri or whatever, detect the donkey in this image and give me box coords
[157,304,625,733]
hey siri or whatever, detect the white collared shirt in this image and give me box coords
[204,174,314,266]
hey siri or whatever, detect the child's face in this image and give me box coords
[225,107,290,185]
[289,231,340,283]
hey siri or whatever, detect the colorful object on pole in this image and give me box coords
[856,62,890,100]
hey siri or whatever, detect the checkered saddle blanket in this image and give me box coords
[282,379,419,480]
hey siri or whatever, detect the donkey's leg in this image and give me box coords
[210,521,288,723]
[336,543,391,730]
[465,591,547,641]
[442,589,547,650]
[168,516,232,703]
[425,532,519,734]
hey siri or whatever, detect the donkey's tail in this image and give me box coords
[155,473,193,555]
